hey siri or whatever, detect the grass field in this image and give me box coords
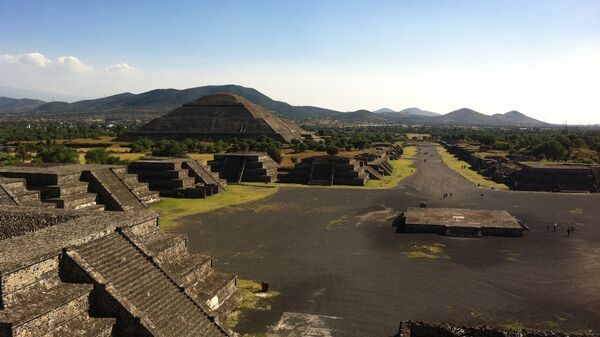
[435,146,508,190]
[149,184,279,230]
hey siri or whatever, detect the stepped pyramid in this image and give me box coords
[119,93,306,143]
[0,206,237,337]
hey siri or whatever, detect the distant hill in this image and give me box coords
[338,110,389,123]
[373,108,395,113]
[397,107,439,117]
[6,84,549,126]
[0,97,46,114]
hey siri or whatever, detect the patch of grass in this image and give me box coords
[403,243,449,259]
[435,146,508,190]
[568,208,584,214]
[113,152,148,162]
[150,185,279,230]
[225,279,280,329]
[186,153,215,163]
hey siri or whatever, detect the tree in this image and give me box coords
[151,140,187,158]
[267,145,282,164]
[35,144,79,164]
[326,145,339,156]
[85,148,123,164]
[130,138,154,153]
[531,140,567,161]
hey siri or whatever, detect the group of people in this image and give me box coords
[442,192,453,199]
[547,222,576,237]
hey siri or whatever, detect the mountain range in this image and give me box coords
[0,84,549,127]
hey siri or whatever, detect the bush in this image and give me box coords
[85,148,123,164]
[151,140,187,158]
[326,145,339,156]
[130,138,154,152]
[531,140,567,161]
[35,144,79,163]
[267,146,282,164]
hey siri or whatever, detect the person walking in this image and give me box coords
[567,227,571,237]
[546,224,550,232]
[553,222,557,232]
[571,226,575,236]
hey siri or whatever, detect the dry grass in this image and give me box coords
[435,146,508,190]
[149,184,279,230]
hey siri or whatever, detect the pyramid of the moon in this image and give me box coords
[120,93,306,143]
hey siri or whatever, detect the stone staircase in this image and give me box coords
[128,229,238,313]
[0,177,52,207]
[82,169,148,212]
[68,232,230,337]
[110,167,160,206]
[209,153,278,183]
[128,158,226,198]
[0,256,115,337]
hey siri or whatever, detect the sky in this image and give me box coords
[1,0,599,124]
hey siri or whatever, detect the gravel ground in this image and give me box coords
[174,144,600,336]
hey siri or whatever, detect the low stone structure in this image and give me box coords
[0,164,159,211]
[208,152,278,183]
[394,207,524,237]
[278,155,369,186]
[129,157,227,198]
[0,206,238,337]
[119,93,307,143]
[355,150,394,180]
[0,177,49,208]
[395,321,597,337]
[510,162,600,193]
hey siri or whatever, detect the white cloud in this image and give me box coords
[105,63,137,72]
[0,52,99,72]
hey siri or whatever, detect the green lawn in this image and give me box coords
[435,146,508,190]
[150,184,279,230]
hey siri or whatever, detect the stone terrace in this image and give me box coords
[129,157,227,198]
[208,152,278,183]
[278,155,369,186]
[0,164,159,211]
[0,206,237,337]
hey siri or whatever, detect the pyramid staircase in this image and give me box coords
[0,177,52,207]
[208,153,278,183]
[128,158,227,198]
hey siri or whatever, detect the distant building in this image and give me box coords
[119,93,308,143]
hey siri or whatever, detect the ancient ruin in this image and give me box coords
[394,207,524,237]
[208,152,278,183]
[355,150,394,180]
[0,164,159,211]
[510,162,600,192]
[119,93,307,143]
[0,206,237,337]
[128,157,227,198]
[395,321,597,337]
[278,155,369,186]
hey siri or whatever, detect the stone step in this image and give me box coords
[147,177,196,189]
[138,232,188,262]
[38,183,88,199]
[135,169,190,180]
[189,270,237,311]
[41,314,115,337]
[161,253,213,286]
[73,233,228,336]
[46,192,98,210]
[0,283,93,337]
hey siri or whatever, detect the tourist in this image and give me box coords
[553,222,557,232]
[546,224,550,232]
[571,226,575,236]
[567,228,571,237]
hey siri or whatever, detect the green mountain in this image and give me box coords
[0,97,46,114]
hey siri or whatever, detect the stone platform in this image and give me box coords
[129,157,227,198]
[0,164,159,211]
[0,206,238,337]
[394,207,524,237]
[208,152,278,183]
[278,155,369,186]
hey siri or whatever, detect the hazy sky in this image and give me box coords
[1,0,599,123]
